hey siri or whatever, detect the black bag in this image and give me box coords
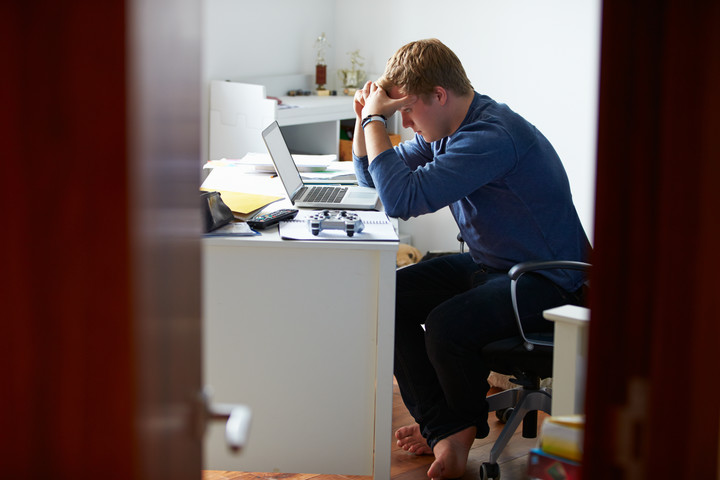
[201,191,234,232]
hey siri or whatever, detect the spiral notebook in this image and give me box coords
[278,210,398,241]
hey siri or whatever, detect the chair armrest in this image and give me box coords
[508,260,591,350]
[508,260,591,280]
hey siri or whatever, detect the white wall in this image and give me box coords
[204,0,335,81]
[202,0,337,168]
[202,0,602,251]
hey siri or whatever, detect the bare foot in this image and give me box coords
[395,423,433,455]
[426,426,477,479]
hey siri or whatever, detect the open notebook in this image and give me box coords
[278,210,398,241]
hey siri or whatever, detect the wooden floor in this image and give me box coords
[203,380,545,480]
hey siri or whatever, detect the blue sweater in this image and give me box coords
[354,92,590,292]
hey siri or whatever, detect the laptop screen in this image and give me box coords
[262,121,304,201]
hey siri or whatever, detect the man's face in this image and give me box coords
[388,86,443,143]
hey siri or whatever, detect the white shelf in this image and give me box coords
[276,95,354,126]
[209,79,355,160]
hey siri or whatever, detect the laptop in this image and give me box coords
[262,121,379,210]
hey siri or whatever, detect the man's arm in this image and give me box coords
[351,88,368,158]
[361,120,393,161]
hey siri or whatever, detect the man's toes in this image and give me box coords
[395,425,415,439]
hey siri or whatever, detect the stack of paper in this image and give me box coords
[231,152,337,172]
[299,160,357,184]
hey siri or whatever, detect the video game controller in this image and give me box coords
[307,210,365,237]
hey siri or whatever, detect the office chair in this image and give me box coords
[478,260,590,480]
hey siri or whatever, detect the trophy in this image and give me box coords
[314,32,330,95]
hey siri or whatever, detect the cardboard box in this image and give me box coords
[339,134,401,161]
[339,139,353,161]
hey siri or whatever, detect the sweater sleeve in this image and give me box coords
[369,125,517,219]
[352,152,375,188]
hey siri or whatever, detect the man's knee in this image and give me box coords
[423,310,467,354]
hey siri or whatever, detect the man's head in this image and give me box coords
[377,38,473,100]
[374,39,474,142]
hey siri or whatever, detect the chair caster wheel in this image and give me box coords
[480,461,501,480]
[495,407,514,423]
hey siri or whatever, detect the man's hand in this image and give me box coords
[360,81,410,119]
[353,87,366,118]
[352,81,412,162]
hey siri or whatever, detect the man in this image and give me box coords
[352,39,590,479]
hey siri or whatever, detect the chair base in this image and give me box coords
[480,385,552,479]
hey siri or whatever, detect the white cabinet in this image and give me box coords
[202,231,397,478]
[543,305,591,416]
[209,77,354,160]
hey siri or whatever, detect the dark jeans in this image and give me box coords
[394,252,585,448]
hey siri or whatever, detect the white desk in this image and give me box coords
[203,226,398,478]
[543,305,591,416]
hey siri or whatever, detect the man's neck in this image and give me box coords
[447,92,475,136]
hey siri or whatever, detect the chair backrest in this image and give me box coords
[508,261,591,350]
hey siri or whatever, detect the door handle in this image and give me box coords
[198,387,252,453]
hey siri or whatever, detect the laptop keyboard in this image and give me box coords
[302,186,348,203]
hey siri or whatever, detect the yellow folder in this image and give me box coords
[200,188,282,215]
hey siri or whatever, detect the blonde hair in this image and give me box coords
[377,39,473,99]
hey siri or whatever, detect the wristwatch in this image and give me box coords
[361,114,387,129]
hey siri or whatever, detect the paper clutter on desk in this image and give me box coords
[199,188,282,216]
[200,165,286,216]
[236,152,337,172]
[204,221,260,237]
